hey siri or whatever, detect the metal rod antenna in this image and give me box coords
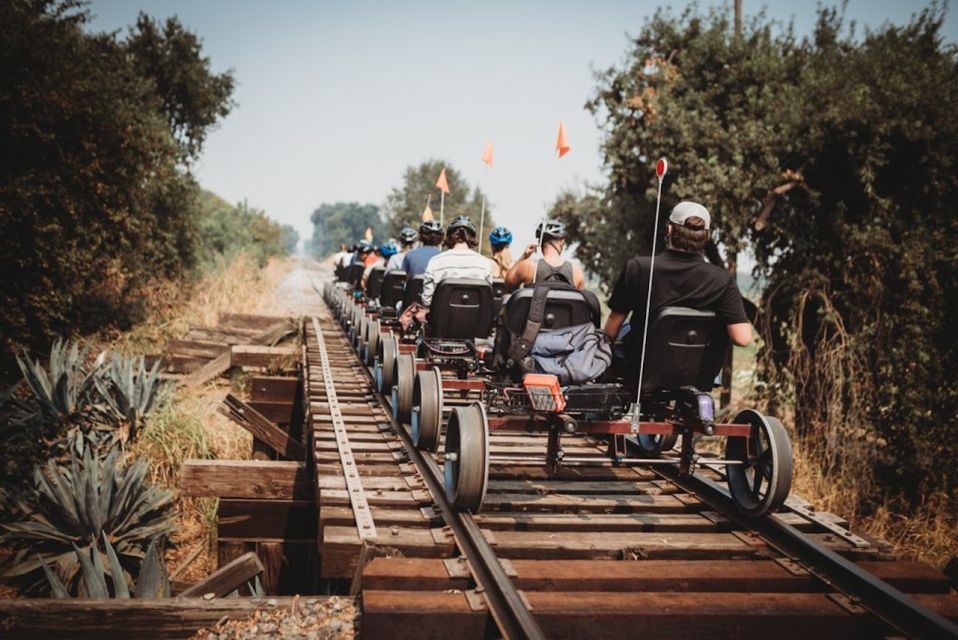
[633,157,668,430]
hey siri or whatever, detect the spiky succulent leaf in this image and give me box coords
[136,538,170,598]
[102,532,130,598]
[38,555,70,599]
[72,542,108,599]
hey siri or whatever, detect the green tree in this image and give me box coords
[383,160,494,251]
[280,224,300,255]
[308,202,385,258]
[195,191,291,266]
[0,1,234,378]
[554,5,958,511]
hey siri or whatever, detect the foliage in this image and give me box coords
[95,355,164,443]
[0,1,234,380]
[1,447,175,595]
[382,160,494,241]
[15,339,106,422]
[195,191,293,267]
[555,5,958,510]
[308,202,385,258]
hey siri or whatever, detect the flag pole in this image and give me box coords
[439,190,445,227]
[632,157,668,431]
[479,164,488,254]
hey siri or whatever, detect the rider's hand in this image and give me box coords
[521,243,537,260]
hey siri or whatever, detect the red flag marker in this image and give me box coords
[435,168,450,194]
[656,157,668,180]
[555,121,570,158]
[482,141,494,168]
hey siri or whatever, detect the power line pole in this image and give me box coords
[735,0,742,38]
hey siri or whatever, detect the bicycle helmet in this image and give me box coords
[357,239,373,253]
[489,226,513,248]
[379,240,399,258]
[535,220,566,241]
[448,215,477,235]
[420,220,443,235]
[399,226,419,244]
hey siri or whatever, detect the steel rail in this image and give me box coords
[652,458,958,639]
[313,280,544,640]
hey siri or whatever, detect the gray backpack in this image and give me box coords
[529,322,612,385]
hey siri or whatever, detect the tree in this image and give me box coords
[383,160,494,250]
[554,5,958,512]
[309,202,385,258]
[0,1,234,378]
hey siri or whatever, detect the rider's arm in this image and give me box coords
[604,310,628,340]
[572,263,586,291]
[505,243,537,290]
[727,322,752,347]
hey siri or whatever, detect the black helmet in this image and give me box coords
[357,239,373,252]
[536,220,566,240]
[420,220,443,235]
[448,215,477,236]
[399,227,419,244]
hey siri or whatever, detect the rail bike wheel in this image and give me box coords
[726,409,793,517]
[378,334,398,393]
[365,320,380,366]
[355,315,368,351]
[393,353,416,422]
[634,432,679,457]
[412,367,443,452]
[444,403,489,512]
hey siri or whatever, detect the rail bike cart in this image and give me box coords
[361,269,406,366]
[384,279,496,442]
[373,274,425,392]
[439,286,794,519]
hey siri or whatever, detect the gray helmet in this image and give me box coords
[448,215,477,236]
[399,226,419,244]
[420,220,443,235]
[536,220,566,240]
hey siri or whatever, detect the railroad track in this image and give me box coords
[307,277,958,639]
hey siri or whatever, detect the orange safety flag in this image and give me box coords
[555,121,570,158]
[482,141,494,168]
[435,168,450,194]
[422,203,434,221]
[364,226,373,242]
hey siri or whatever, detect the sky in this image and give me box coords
[87,0,957,254]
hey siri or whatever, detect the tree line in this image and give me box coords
[0,1,293,379]
[551,6,958,515]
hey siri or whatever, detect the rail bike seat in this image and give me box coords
[365,266,386,300]
[623,307,729,396]
[402,275,425,309]
[491,277,506,318]
[379,270,406,312]
[426,278,494,340]
[493,284,601,380]
[346,263,365,290]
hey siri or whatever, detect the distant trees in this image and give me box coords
[552,5,958,511]
[0,1,236,377]
[382,160,493,241]
[195,192,295,266]
[308,202,385,258]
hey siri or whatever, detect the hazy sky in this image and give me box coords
[87,1,956,252]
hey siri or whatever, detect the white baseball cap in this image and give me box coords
[669,201,710,230]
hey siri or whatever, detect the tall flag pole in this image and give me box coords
[632,157,668,431]
[422,193,434,222]
[435,168,450,227]
[539,122,571,254]
[479,141,494,254]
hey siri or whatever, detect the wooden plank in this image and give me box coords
[178,552,263,598]
[166,339,228,359]
[321,488,434,508]
[218,499,316,539]
[219,312,291,330]
[230,345,298,369]
[218,394,305,461]
[179,321,292,388]
[473,512,726,533]
[480,492,700,514]
[0,597,347,640]
[180,460,311,500]
[321,526,455,578]
[250,375,300,401]
[361,590,485,640]
[320,506,440,529]
[249,400,295,424]
[257,541,284,596]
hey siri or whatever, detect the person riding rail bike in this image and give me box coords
[387,227,419,272]
[401,220,444,280]
[505,220,586,290]
[487,225,514,278]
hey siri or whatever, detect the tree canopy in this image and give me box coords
[552,5,958,510]
[308,202,385,258]
[0,0,235,376]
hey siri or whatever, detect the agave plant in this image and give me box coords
[40,534,170,599]
[95,354,165,442]
[15,339,106,421]
[1,446,175,595]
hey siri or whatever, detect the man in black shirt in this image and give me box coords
[604,201,752,348]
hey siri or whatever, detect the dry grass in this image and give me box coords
[731,337,958,571]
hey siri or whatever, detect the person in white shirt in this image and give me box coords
[422,216,492,307]
[386,227,418,272]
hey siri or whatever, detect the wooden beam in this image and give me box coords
[178,552,264,598]
[217,499,316,539]
[0,597,349,640]
[217,394,305,461]
[219,312,292,331]
[249,400,295,425]
[180,460,311,499]
[178,321,293,388]
[230,345,298,369]
[165,339,228,359]
[250,375,301,402]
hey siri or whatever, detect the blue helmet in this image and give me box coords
[379,240,400,258]
[489,226,512,249]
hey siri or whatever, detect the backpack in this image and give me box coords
[530,322,612,384]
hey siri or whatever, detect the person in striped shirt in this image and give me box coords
[421,216,492,307]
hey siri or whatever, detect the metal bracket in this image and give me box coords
[785,497,871,549]
[311,317,377,543]
[828,593,867,615]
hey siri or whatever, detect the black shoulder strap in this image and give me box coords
[507,283,551,365]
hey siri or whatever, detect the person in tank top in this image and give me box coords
[504,220,585,291]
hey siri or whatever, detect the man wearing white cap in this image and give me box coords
[603,201,752,347]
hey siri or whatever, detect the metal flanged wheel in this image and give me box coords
[634,432,679,457]
[393,353,416,422]
[377,334,398,393]
[726,409,793,517]
[355,315,367,351]
[412,367,443,451]
[444,403,489,512]
[365,320,380,366]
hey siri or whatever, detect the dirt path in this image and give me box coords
[269,256,331,317]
